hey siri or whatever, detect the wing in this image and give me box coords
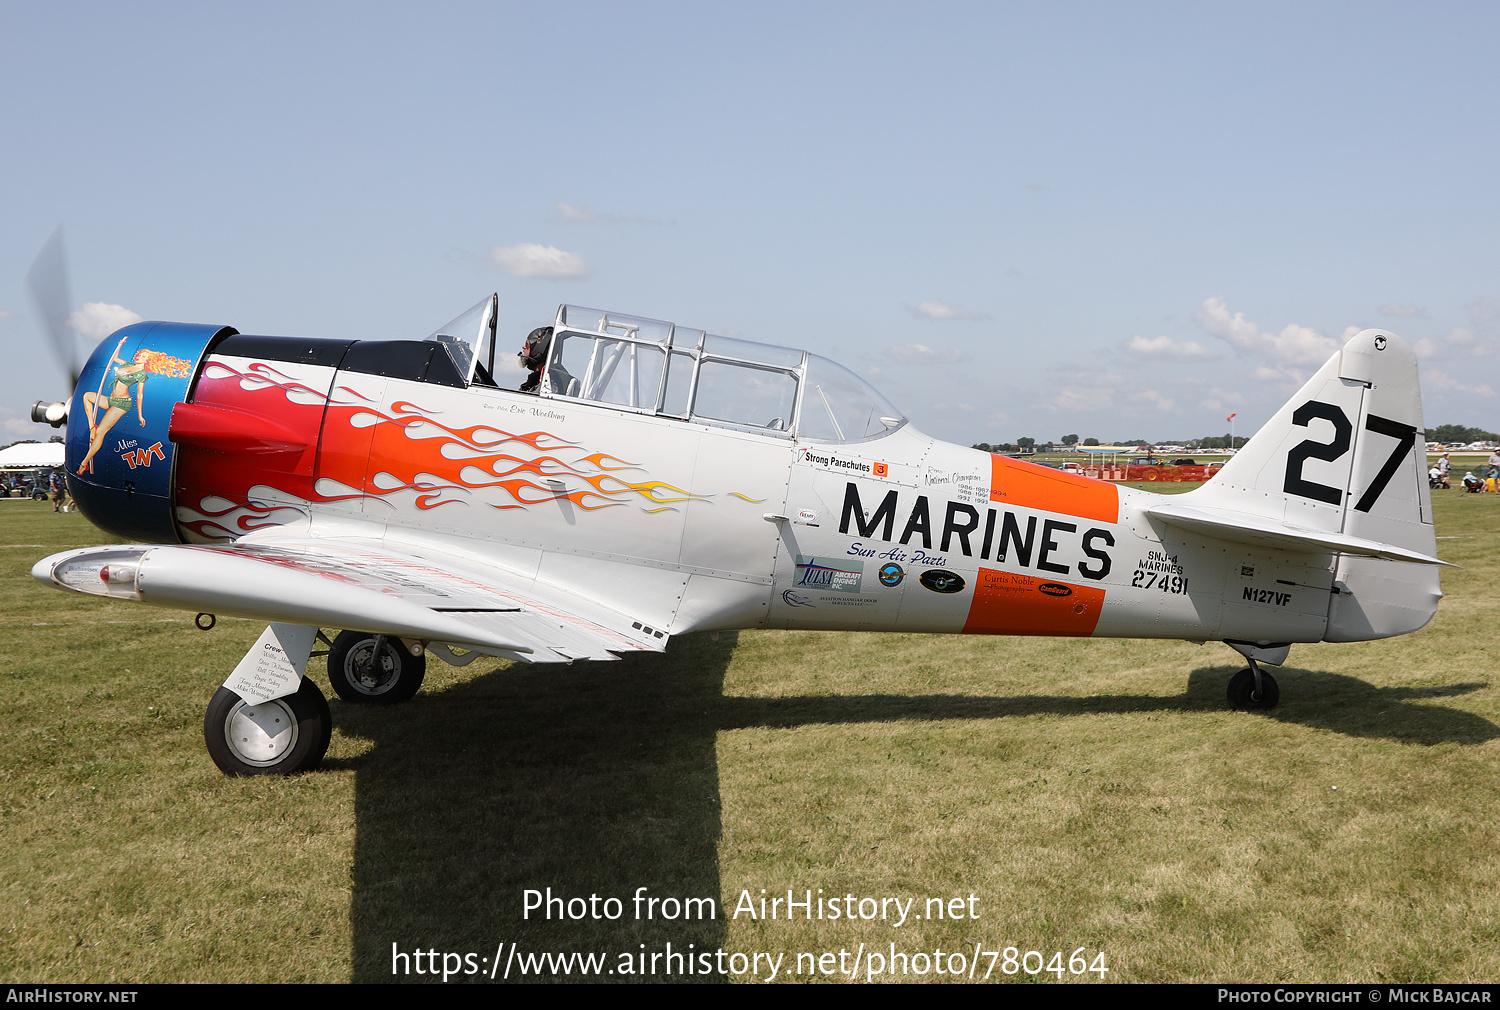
[32,534,668,663]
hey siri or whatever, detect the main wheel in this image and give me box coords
[328,631,426,704]
[204,678,332,776]
[1227,667,1280,711]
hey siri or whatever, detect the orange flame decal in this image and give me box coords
[180,359,730,530]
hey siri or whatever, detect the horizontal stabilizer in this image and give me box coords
[1144,502,1455,567]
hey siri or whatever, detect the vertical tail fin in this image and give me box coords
[1183,329,1441,640]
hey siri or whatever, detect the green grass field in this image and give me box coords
[1,486,1497,983]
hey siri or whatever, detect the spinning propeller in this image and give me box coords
[25,226,78,427]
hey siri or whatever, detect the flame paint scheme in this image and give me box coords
[32,303,1448,775]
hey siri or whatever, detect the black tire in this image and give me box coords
[328,630,426,704]
[1227,667,1280,711]
[203,678,332,776]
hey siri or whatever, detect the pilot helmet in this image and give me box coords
[520,327,554,371]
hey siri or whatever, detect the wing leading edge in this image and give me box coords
[32,536,664,664]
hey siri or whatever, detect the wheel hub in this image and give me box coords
[224,699,300,766]
[349,642,397,694]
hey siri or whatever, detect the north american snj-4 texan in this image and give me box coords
[29,293,1447,775]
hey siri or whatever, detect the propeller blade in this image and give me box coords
[25,226,78,389]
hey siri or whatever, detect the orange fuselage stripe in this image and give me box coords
[963,570,1106,637]
[988,455,1119,524]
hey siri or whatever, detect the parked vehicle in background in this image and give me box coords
[0,468,51,500]
[1120,456,1220,482]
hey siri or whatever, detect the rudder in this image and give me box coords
[1183,329,1441,641]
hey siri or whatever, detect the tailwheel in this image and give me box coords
[1227,666,1279,711]
[204,678,332,776]
[328,631,426,704]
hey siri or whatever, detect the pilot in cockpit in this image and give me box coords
[518,326,574,395]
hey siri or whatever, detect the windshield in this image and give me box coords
[796,354,904,442]
[426,295,497,384]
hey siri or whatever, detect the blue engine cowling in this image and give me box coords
[67,321,236,542]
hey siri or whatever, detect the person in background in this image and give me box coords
[49,468,64,512]
[1437,453,1452,490]
[1488,448,1500,483]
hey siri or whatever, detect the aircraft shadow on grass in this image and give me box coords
[331,634,1495,982]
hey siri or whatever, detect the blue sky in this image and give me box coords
[3,1,1497,445]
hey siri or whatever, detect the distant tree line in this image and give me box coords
[1424,424,1498,443]
[971,433,1248,452]
[0,436,64,452]
[970,423,1495,455]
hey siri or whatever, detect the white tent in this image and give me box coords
[0,441,65,469]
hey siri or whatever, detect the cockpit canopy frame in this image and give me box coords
[541,304,905,444]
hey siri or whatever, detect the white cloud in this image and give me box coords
[1132,389,1178,412]
[909,300,984,321]
[1042,368,1126,413]
[1198,388,1247,412]
[554,203,598,222]
[1411,337,1439,358]
[490,244,590,279]
[1424,368,1496,399]
[1052,386,1112,412]
[552,202,662,225]
[0,310,16,320]
[490,349,528,377]
[1438,326,1500,357]
[1467,298,1500,325]
[887,343,969,365]
[1124,334,1216,361]
[1194,296,1340,367]
[68,302,143,341]
[1378,303,1424,318]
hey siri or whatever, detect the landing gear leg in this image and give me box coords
[1227,660,1280,711]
